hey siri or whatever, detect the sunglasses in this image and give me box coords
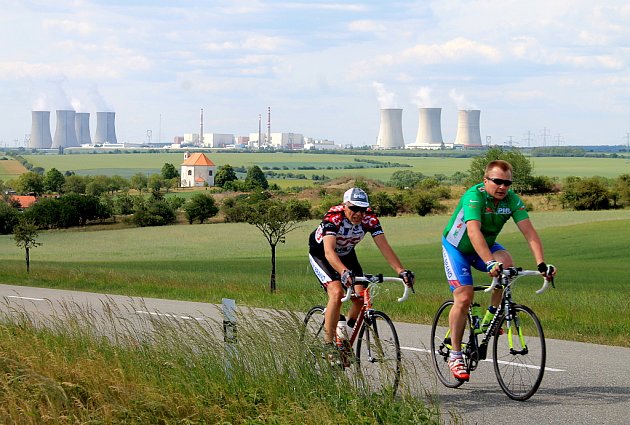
[486,177,513,187]
[347,205,368,213]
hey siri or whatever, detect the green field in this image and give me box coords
[1,209,629,347]
[17,152,630,183]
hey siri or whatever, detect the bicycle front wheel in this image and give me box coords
[493,304,546,401]
[430,300,467,388]
[355,310,401,394]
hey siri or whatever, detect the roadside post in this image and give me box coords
[222,298,237,375]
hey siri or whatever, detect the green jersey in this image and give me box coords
[443,183,529,254]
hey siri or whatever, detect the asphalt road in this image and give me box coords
[1,283,628,425]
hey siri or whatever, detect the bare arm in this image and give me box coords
[467,220,494,263]
[372,233,405,275]
[516,218,545,265]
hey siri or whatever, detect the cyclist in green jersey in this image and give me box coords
[441,160,556,381]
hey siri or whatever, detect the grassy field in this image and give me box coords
[0,157,28,181]
[1,209,629,347]
[16,152,630,183]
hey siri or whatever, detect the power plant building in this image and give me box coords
[455,109,483,147]
[30,111,53,149]
[94,112,118,144]
[376,108,405,149]
[52,110,79,148]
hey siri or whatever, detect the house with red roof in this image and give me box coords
[9,195,37,210]
[180,152,217,187]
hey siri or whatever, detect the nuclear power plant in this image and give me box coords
[75,113,92,145]
[94,112,118,144]
[30,111,53,149]
[29,109,117,149]
[415,107,444,147]
[377,108,405,149]
[52,110,79,149]
[454,109,483,147]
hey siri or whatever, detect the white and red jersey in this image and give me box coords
[309,204,384,257]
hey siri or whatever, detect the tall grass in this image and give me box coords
[0,299,442,423]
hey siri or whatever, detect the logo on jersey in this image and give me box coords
[497,207,512,214]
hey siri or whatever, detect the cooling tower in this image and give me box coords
[30,111,53,149]
[415,107,443,145]
[52,110,79,148]
[94,112,117,144]
[377,108,405,148]
[455,109,483,147]
[75,112,92,145]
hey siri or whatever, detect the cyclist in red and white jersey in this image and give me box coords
[309,187,414,348]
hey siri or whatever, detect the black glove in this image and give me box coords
[340,269,355,289]
[537,262,555,275]
[398,270,415,288]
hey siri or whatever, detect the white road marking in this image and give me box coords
[6,295,45,301]
[135,310,205,321]
[401,346,565,372]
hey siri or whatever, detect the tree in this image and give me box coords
[15,171,44,195]
[184,193,219,224]
[467,147,534,193]
[130,173,149,193]
[13,218,41,273]
[63,174,87,194]
[239,198,310,292]
[44,168,66,193]
[161,163,179,180]
[148,174,165,193]
[244,165,269,190]
[0,201,19,234]
[560,176,611,210]
[215,164,238,188]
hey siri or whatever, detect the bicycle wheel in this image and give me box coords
[355,310,401,394]
[302,306,327,360]
[493,304,546,401]
[430,300,466,388]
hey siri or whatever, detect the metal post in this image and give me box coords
[222,298,237,376]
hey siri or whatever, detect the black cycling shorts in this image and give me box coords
[308,249,364,290]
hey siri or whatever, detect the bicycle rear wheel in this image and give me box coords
[493,304,546,401]
[355,310,401,394]
[302,306,327,360]
[430,300,467,388]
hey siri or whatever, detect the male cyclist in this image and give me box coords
[309,187,414,353]
[441,160,556,381]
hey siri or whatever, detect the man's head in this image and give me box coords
[483,160,513,200]
[343,187,369,224]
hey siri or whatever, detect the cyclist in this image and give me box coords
[441,160,556,381]
[308,187,414,353]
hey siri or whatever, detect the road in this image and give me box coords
[1,283,628,424]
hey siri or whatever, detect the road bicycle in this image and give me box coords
[302,274,413,395]
[430,266,555,401]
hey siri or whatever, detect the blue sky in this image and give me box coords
[1,0,630,147]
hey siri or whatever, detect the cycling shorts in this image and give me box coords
[308,249,364,291]
[442,236,506,291]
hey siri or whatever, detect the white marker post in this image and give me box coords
[222,298,237,375]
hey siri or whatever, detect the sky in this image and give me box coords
[1,0,630,148]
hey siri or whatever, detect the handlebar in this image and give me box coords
[483,267,555,295]
[341,274,413,303]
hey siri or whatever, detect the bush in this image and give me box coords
[184,193,219,224]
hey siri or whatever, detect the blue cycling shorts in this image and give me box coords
[442,236,506,292]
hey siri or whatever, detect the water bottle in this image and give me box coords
[471,303,482,334]
[336,315,347,348]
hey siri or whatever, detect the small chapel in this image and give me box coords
[180,152,217,187]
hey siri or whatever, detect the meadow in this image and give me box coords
[1,209,629,347]
[14,152,630,184]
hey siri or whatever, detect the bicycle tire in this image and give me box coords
[355,310,401,394]
[492,304,546,401]
[430,300,467,388]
